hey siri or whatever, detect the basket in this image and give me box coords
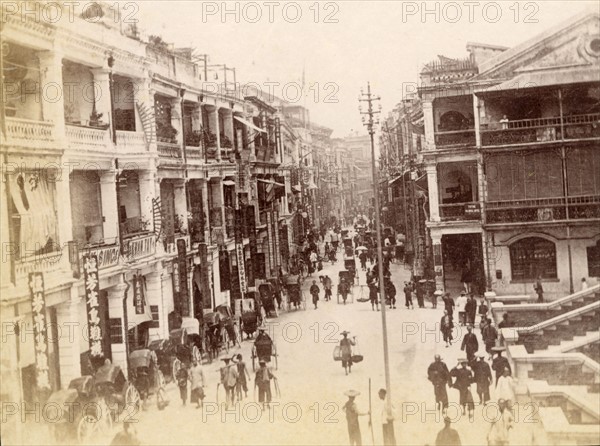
[333,346,342,361]
[351,354,363,363]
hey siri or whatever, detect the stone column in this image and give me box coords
[173,180,188,234]
[145,269,165,340]
[56,166,74,258]
[107,282,129,375]
[90,68,113,129]
[473,93,482,148]
[430,231,444,292]
[201,180,210,243]
[100,170,119,243]
[160,270,173,336]
[138,169,156,232]
[209,108,221,161]
[56,289,82,388]
[426,164,440,222]
[0,177,11,284]
[422,100,435,151]
[38,50,65,138]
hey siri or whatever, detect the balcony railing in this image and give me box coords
[485,195,600,224]
[66,124,110,151]
[80,244,120,270]
[116,131,147,152]
[15,251,65,281]
[157,141,182,159]
[434,129,475,147]
[481,113,600,147]
[186,146,203,161]
[439,202,481,221]
[123,233,156,261]
[4,118,55,147]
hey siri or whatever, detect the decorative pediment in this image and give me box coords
[475,13,600,82]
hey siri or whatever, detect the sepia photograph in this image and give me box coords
[1,1,599,445]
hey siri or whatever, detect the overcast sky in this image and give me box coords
[133,1,597,137]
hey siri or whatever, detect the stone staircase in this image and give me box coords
[495,286,600,444]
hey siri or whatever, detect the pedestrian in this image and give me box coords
[443,293,455,320]
[440,310,453,347]
[498,313,512,329]
[340,331,356,375]
[534,275,544,303]
[427,355,452,415]
[220,357,239,408]
[491,348,511,385]
[255,360,276,410]
[435,416,462,446]
[324,275,333,301]
[483,319,498,359]
[189,359,205,409]
[432,289,442,309]
[342,389,369,446]
[310,280,320,309]
[465,294,477,326]
[461,325,479,362]
[479,297,489,326]
[233,353,250,400]
[369,281,379,311]
[495,368,516,406]
[377,388,397,446]
[487,399,514,446]
[461,262,472,294]
[472,352,492,405]
[110,420,141,446]
[451,359,475,421]
[403,282,413,309]
[359,251,367,270]
[581,277,588,291]
[386,280,396,309]
[176,362,189,406]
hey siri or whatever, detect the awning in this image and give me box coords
[234,115,266,133]
[222,180,236,186]
[257,178,285,187]
[389,175,403,185]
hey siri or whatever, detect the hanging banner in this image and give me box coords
[198,243,212,309]
[133,274,145,315]
[246,204,257,287]
[172,259,181,314]
[229,249,242,305]
[29,272,51,391]
[266,211,274,276]
[235,208,247,293]
[279,222,290,266]
[273,210,280,273]
[219,249,231,291]
[177,239,190,317]
[82,255,104,362]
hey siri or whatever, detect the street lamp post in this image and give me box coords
[359,82,395,440]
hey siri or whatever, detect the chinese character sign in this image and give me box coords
[177,239,190,317]
[29,272,51,391]
[83,255,103,358]
[133,274,145,315]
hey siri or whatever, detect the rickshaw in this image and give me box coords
[251,329,278,371]
[128,349,168,410]
[46,375,112,444]
[204,311,228,361]
[284,274,306,310]
[241,297,260,339]
[94,362,141,415]
[344,257,358,284]
[216,304,242,348]
[337,270,355,304]
[258,282,277,317]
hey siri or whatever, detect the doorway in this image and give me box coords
[442,233,485,296]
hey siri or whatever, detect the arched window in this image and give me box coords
[510,237,557,280]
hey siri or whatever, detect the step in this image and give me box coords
[547,331,600,354]
[527,380,600,421]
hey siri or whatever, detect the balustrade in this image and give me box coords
[66,124,110,151]
[5,118,55,145]
[116,131,148,152]
[434,129,475,147]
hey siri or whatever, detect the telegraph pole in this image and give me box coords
[359,82,395,439]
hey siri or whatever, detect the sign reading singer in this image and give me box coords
[83,255,103,358]
[29,272,51,391]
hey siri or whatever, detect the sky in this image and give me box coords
[132,1,597,137]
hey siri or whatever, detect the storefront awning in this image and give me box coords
[257,178,285,187]
[234,115,267,133]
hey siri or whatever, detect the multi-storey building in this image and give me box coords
[380,10,600,298]
[0,1,299,407]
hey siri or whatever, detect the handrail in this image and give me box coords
[497,284,599,313]
[517,300,599,335]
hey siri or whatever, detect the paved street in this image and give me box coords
[95,249,535,446]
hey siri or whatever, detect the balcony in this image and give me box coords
[14,251,65,282]
[66,124,110,152]
[3,117,55,149]
[123,233,156,261]
[486,195,600,225]
[439,202,481,221]
[157,141,183,163]
[116,131,147,152]
[481,113,600,147]
[434,129,476,148]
